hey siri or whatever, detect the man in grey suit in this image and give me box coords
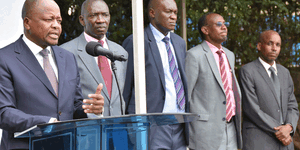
[239,30,299,150]
[61,0,128,117]
[186,13,242,150]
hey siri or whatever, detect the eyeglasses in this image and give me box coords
[206,22,230,27]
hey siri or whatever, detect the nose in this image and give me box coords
[170,12,177,20]
[52,19,61,29]
[96,15,105,23]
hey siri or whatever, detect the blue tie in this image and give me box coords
[162,36,185,110]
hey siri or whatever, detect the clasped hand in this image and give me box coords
[274,124,293,146]
[82,83,104,115]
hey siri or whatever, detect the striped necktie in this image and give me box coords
[216,50,235,121]
[162,36,185,110]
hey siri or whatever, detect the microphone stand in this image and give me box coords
[110,59,124,115]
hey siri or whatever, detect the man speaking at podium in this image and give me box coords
[0,0,104,149]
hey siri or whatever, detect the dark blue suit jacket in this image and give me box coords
[122,26,189,142]
[0,36,87,149]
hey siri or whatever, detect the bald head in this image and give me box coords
[259,30,280,43]
[81,0,106,16]
[22,0,58,19]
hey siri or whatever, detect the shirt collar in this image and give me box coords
[205,40,224,54]
[258,57,277,73]
[22,34,52,55]
[149,23,171,42]
[84,32,107,44]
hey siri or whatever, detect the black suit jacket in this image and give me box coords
[122,25,189,143]
[0,36,87,149]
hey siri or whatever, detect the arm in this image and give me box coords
[185,51,199,103]
[239,67,281,134]
[274,70,299,144]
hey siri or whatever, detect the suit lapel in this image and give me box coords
[53,46,64,98]
[255,59,281,107]
[107,40,121,102]
[145,26,166,90]
[76,33,110,100]
[15,38,57,98]
[277,65,285,115]
[201,42,225,93]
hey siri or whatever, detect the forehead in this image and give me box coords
[87,1,109,13]
[263,32,281,43]
[157,0,177,10]
[32,0,61,17]
[207,14,224,23]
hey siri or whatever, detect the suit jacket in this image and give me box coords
[185,41,242,150]
[0,36,87,150]
[122,26,189,141]
[60,33,128,116]
[239,59,299,150]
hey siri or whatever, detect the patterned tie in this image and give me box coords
[40,49,58,96]
[216,50,235,122]
[162,37,185,110]
[98,40,112,98]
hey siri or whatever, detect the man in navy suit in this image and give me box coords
[0,0,104,149]
[122,0,189,149]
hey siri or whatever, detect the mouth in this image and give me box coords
[48,32,60,39]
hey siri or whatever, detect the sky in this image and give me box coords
[0,0,25,48]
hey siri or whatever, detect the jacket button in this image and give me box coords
[58,111,62,115]
[222,117,226,121]
[223,101,226,105]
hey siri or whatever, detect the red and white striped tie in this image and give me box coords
[216,50,235,122]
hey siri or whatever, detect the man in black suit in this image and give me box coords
[122,0,189,149]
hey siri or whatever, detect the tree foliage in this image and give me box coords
[56,0,300,68]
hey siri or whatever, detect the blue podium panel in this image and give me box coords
[14,113,197,150]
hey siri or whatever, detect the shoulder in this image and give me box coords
[277,64,290,74]
[60,36,81,48]
[170,32,185,43]
[187,43,206,55]
[107,39,128,56]
[240,60,258,74]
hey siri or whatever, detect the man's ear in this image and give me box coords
[23,17,30,30]
[149,8,155,19]
[79,15,85,27]
[257,42,261,52]
[201,26,208,36]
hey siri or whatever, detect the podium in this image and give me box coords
[15,113,197,150]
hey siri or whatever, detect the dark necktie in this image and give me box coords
[269,66,281,103]
[162,36,185,110]
[98,40,112,98]
[40,49,58,96]
[216,50,235,121]
[269,66,283,123]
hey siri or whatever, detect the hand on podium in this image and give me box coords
[82,83,104,115]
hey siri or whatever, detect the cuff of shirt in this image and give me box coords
[49,117,57,123]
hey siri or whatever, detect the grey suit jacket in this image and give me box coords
[239,59,299,150]
[60,33,128,116]
[186,41,242,150]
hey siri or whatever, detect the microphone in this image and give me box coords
[86,41,127,62]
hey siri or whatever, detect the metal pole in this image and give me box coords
[132,0,147,114]
[180,0,187,49]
